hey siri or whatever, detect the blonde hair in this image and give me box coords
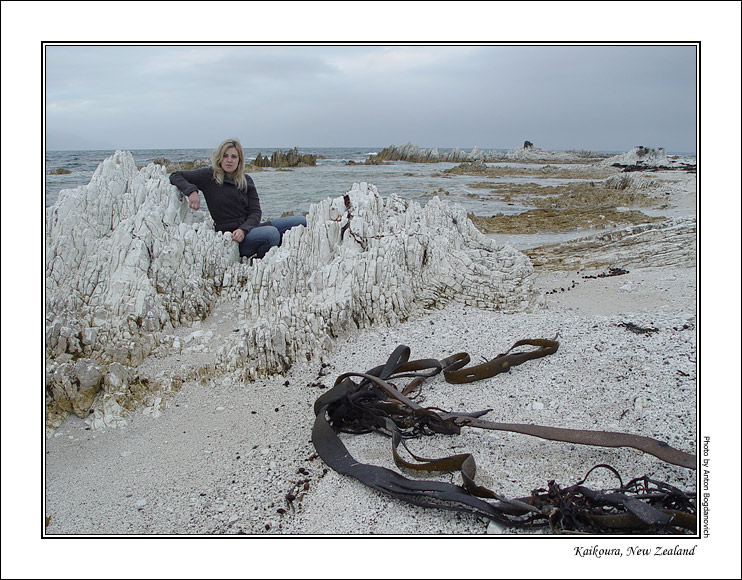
[211,138,248,191]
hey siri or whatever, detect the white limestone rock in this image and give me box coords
[45,151,242,430]
[503,144,602,163]
[225,182,538,376]
[604,173,657,191]
[45,153,538,429]
[526,217,697,271]
[600,146,668,167]
[375,142,508,163]
[46,151,240,369]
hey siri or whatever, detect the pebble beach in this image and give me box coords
[43,261,699,530]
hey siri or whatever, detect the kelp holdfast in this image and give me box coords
[311,339,697,534]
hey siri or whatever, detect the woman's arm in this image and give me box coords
[170,168,213,211]
[169,168,212,196]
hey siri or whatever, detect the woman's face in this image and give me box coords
[221,146,240,174]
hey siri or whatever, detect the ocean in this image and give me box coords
[45,146,539,220]
[45,146,696,251]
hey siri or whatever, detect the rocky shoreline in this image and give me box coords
[364,141,610,164]
[43,145,699,538]
[44,264,698,536]
[44,163,539,433]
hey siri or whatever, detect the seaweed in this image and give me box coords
[582,267,630,279]
[619,322,660,334]
[311,342,696,534]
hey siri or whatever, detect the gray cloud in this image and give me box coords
[44,44,698,152]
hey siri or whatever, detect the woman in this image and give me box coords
[169,138,306,259]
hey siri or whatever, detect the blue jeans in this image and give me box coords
[238,215,306,259]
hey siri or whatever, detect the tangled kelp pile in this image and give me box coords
[312,343,696,534]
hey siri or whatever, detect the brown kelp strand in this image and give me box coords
[312,342,696,534]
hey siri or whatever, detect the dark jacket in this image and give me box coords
[169,167,262,233]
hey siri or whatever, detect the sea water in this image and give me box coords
[44,147,695,250]
[44,147,533,220]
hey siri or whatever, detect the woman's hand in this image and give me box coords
[188,191,200,210]
[232,229,245,243]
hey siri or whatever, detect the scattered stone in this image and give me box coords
[634,396,649,414]
[487,520,509,534]
[619,280,636,293]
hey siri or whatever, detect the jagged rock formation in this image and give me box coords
[368,142,606,164]
[45,151,246,429]
[525,217,696,270]
[222,183,538,377]
[45,153,538,431]
[153,147,317,173]
[600,145,668,167]
[152,157,211,172]
[251,146,317,168]
[368,142,497,163]
[503,144,604,163]
[45,151,241,366]
[603,172,658,191]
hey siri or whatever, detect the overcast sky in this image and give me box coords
[44,43,698,153]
